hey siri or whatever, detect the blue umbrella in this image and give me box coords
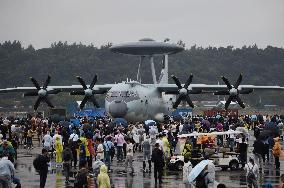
[113,118,128,127]
[145,120,156,127]
[187,160,211,183]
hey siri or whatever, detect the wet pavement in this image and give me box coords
[14,135,284,188]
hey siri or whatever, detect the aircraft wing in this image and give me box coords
[156,84,284,93]
[0,84,114,94]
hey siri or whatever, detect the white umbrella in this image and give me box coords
[187,160,212,183]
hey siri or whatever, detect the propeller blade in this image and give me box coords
[234,74,242,88]
[89,75,98,89]
[30,77,41,90]
[239,89,253,94]
[34,97,42,111]
[214,91,230,95]
[76,76,88,90]
[92,90,106,95]
[44,97,54,108]
[221,76,232,90]
[225,96,233,110]
[236,96,245,108]
[185,95,194,108]
[43,75,51,89]
[90,96,100,108]
[184,74,193,89]
[79,97,89,109]
[171,75,182,89]
[70,91,85,95]
[173,96,183,109]
[24,91,38,97]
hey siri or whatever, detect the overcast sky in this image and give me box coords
[0,0,283,49]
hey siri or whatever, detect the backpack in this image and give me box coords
[195,172,209,188]
[247,165,256,182]
[33,155,41,171]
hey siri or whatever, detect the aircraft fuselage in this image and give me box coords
[105,82,173,123]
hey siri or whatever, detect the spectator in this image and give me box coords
[97,164,111,188]
[238,137,248,169]
[62,144,73,184]
[103,136,113,172]
[195,165,214,188]
[95,138,104,162]
[151,143,164,184]
[38,148,50,188]
[114,131,125,162]
[69,130,79,168]
[55,137,63,167]
[0,155,16,188]
[42,131,52,151]
[272,137,281,170]
[124,138,134,175]
[74,160,88,188]
[0,140,15,163]
[245,157,259,188]
[142,135,152,173]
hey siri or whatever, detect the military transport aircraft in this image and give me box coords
[0,38,283,123]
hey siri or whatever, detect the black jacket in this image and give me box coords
[151,148,164,166]
[253,139,264,154]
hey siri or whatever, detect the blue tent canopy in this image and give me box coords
[74,108,106,118]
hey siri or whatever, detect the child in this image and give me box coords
[97,165,111,188]
[124,138,134,174]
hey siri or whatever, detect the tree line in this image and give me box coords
[0,40,283,108]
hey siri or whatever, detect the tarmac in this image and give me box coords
[13,134,284,188]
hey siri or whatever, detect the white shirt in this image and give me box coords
[11,125,16,133]
[69,133,79,142]
[43,134,52,147]
[96,143,104,160]
[245,162,259,179]
[126,143,134,156]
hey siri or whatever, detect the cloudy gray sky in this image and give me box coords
[0,0,283,49]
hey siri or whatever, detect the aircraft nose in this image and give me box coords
[108,100,128,118]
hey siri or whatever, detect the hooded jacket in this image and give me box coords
[97,165,111,188]
[272,137,284,157]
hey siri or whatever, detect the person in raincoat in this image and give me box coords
[273,137,281,169]
[181,142,192,160]
[55,137,63,166]
[97,164,111,188]
[162,134,170,159]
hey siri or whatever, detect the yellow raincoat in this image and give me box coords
[80,136,90,157]
[162,136,170,158]
[55,137,63,163]
[97,165,111,188]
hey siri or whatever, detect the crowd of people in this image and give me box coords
[0,113,283,188]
